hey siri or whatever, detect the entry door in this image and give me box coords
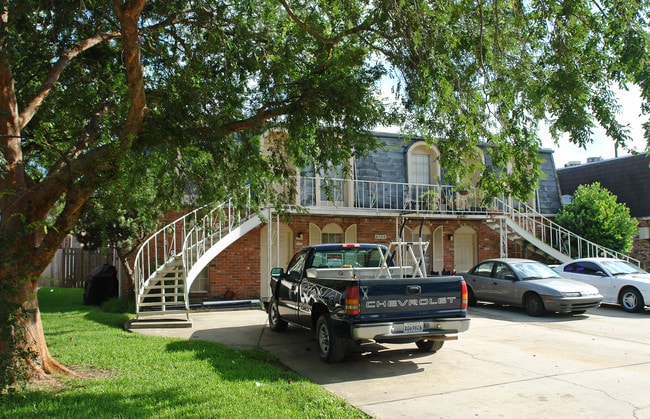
[260,224,293,301]
[454,231,476,273]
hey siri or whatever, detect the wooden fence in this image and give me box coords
[40,247,122,289]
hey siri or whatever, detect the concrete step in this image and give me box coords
[125,317,192,330]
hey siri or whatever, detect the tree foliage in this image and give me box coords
[555,183,638,254]
[2,0,650,387]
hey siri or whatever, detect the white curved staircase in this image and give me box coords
[132,196,261,323]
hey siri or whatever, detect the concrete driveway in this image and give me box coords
[130,304,650,418]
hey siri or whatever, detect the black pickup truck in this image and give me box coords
[267,243,470,362]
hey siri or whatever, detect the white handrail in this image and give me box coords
[182,190,256,296]
[133,205,207,312]
[133,187,257,314]
[494,198,640,265]
[299,177,490,214]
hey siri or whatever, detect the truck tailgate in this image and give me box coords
[356,276,466,321]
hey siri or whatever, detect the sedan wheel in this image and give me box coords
[620,287,644,313]
[524,294,545,317]
[467,287,477,307]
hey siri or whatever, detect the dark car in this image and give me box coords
[461,258,602,316]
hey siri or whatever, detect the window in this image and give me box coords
[570,262,602,275]
[286,251,307,281]
[189,267,208,293]
[407,142,440,185]
[319,164,344,204]
[322,232,343,243]
[312,248,386,268]
[321,223,344,244]
[410,153,431,184]
[473,261,494,277]
[315,156,354,207]
[494,263,513,279]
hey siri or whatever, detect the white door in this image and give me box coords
[260,223,293,301]
[453,227,477,273]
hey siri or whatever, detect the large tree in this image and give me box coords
[1,1,649,387]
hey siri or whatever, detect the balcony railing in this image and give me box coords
[298,176,493,215]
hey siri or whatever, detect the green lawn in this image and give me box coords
[1,288,368,418]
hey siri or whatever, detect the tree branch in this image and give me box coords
[18,32,120,130]
[48,103,115,176]
[114,0,148,146]
[277,0,378,45]
[217,101,302,135]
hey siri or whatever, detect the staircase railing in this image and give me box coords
[133,205,207,314]
[133,188,257,314]
[182,192,257,294]
[494,198,640,265]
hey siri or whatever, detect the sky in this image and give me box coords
[377,80,648,169]
[541,85,648,168]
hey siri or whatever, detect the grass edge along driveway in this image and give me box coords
[1,288,368,419]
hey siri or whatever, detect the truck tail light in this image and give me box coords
[345,285,360,315]
[460,280,468,309]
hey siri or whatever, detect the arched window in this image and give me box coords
[321,223,344,244]
[407,142,441,185]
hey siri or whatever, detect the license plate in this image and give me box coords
[404,322,424,333]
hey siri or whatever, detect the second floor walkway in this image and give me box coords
[297,176,527,217]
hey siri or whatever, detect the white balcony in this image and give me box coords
[297,176,496,216]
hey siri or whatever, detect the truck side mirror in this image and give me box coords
[270,267,285,278]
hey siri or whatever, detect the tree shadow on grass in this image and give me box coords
[2,383,284,418]
[38,287,132,330]
[84,309,132,330]
[164,338,294,382]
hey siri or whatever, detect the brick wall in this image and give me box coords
[208,227,261,300]
[631,219,650,270]
[208,215,503,300]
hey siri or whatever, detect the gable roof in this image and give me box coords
[556,154,650,218]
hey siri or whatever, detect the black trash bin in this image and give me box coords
[83,263,118,305]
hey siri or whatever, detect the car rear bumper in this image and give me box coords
[350,318,471,342]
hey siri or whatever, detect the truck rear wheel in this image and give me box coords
[316,314,346,363]
[416,339,444,352]
[268,298,288,332]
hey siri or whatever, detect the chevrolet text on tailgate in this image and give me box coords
[267,242,470,362]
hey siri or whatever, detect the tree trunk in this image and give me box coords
[1,1,148,388]
[1,247,80,387]
[117,246,136,300]
[13,279,79,380]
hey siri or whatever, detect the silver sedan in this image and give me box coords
[461,258,603,316]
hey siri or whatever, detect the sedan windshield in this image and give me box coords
[511,262,559,280]
[601,260,648,276]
